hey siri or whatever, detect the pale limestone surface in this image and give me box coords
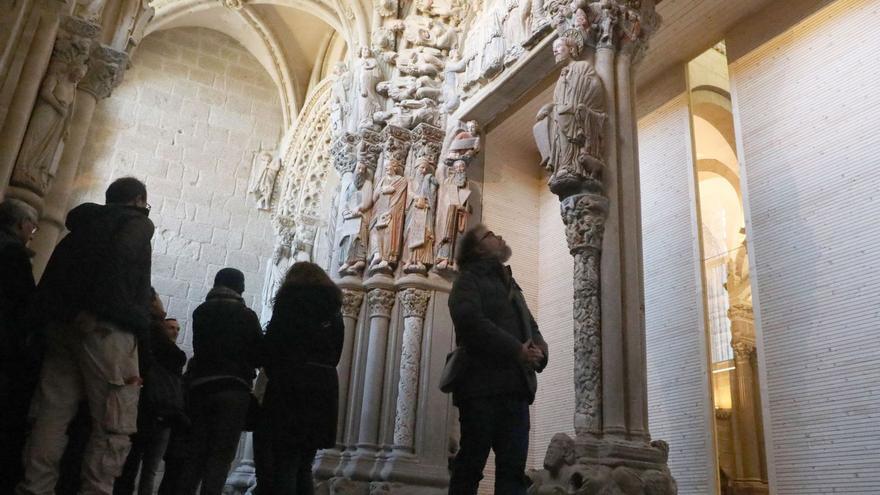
[69,27,283,351]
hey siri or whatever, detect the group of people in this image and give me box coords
[0,177,345,495]
[0,175,551,495]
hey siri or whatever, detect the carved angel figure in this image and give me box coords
[330,62,351,134]
[351,47,383,133]
[534,34,606,196]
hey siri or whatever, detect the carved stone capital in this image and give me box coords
[341,289,365,319]
[550,0,660,59]
[560,193,609,254]
[79,45,128,99]
[732,340,756,360]
[367,288,396,318]
[398,288,430,319]
[357,129,383,173]
[410,123,445,169]
[60,14,102,42]
[381,125,413,165]
[331,132,359,176]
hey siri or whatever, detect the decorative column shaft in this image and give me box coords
[356,288,396,450]
[30,44,128,275]
[729,304,767,494]
[337,288,365,447]
[393,288,431,452]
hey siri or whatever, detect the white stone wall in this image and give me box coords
[71,27,283,351]
[638,94,717,494]
[729,0,880,491]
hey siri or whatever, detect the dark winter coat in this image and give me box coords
[34,202,154,335]
[261,284,344,450]
[0,229,36,393]
[448,258,549,405]
[187,286,263,391]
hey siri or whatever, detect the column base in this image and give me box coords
[315,477,447,495]
[314,448,344,479]
[526,434,677,495]
[731,479,769,495]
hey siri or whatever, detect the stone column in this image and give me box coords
[729,305,768,495]
[343,285,395,479]
[529,2,675,493]
[30,44,128,275]
[225,433,256,495]
[338,288,366,447]
[392,288,431,453]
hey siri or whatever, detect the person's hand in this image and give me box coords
[520,339,545,368]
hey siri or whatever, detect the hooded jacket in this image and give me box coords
[448,257,549,404]
[34,202,154,334]
[0,229,36,383]
[186,286,263,390]
[261,283,344,450]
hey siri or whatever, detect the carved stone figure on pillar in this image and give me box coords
[402,157,439,274]
[261,242,292,321]
[338,161,375,276]
[526,433,579,494]
[368,159,408,274]
[330,62,351,134]
[445,120,481,164]
[248,151,281,210]
[534,32,607,197]
[11,57,88,196]
[351,47,382,133]
[433,159,471,272]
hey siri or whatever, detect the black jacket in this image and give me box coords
[187,287,263,390]
[34,203,154,334]
[0,229,36,386]
[448,258,548,404]
[261,284,344,450]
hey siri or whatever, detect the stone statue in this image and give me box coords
[292,221,317,262]
[534,33,607,197]
[481,7,507,79]
[74,0,107,23]
[338,161,375,276]
[351,47,383,133]
[402,157,439,274]
[12,58,87,195]
[330,62,351,134]
[526,433,579,494]
[502,0,532,58]
[445,120,481,164]
[433,158,471,272]
[367,159,408,274]
[442,49,468,113]
[261,243,292,322]
[249,151,281,210]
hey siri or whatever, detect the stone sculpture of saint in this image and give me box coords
[433,158,471,272]
[534,34,607,196]
[261,243,292,322]
[442,49,469,113]
[12,59,87,196]
[338,161,375,276]
[351,47,382,133]
[481,7,507,79]
[402,157,439,274]
[368,159,408,273]
[249,151,280,210]
[330,62,351,134]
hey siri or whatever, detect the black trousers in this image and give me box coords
[448,395,530,495]
[178,388,251,495]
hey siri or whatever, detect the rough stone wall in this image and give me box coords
[70,27,283,351]
[728,0,880,491]
[638,93,717,494]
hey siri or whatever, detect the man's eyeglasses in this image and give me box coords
[480,230,496,242]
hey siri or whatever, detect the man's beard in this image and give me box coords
[453,170,468,187]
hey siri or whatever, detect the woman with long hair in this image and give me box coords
[257,262,344,494]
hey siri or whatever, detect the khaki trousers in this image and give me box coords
[16,320,140,495]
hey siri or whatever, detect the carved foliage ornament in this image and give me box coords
[399,287,431,319]
[367,288,396,318]
[79,45,128,100]
[342,289,366,318]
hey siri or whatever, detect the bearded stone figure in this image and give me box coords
[12,59,87,196]
[368,159,408,274]
[433,159,471,272]
[534,32,607,197]
[338,161,375,276]
[402,157,439,274]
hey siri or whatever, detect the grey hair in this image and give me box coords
[0,198,38,232]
